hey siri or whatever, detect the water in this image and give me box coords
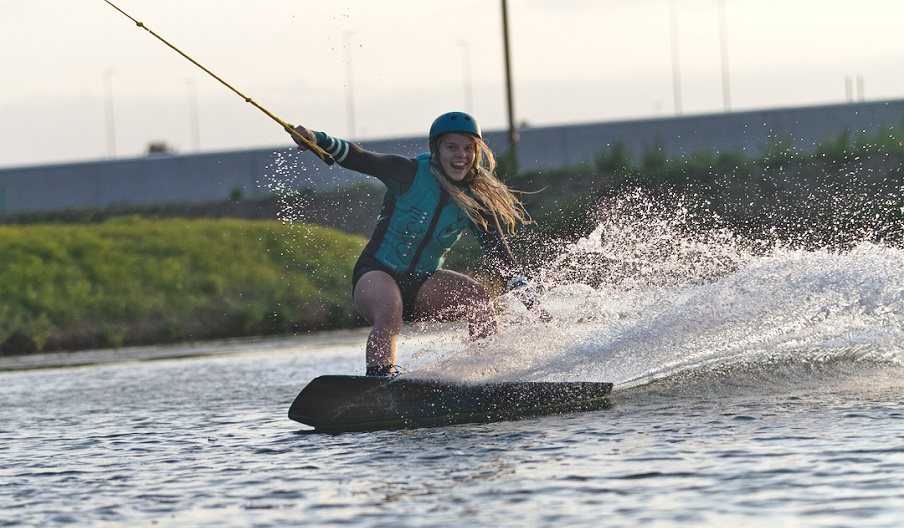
[2,199,903,527]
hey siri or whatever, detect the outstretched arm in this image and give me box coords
[291,124,416,188]
[472,213,520,283]
[473,214,544,312]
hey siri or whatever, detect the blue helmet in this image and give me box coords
[429,112,482,142]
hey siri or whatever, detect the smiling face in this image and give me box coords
[436,133,477,182]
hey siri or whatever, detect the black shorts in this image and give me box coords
[352,256,434,322]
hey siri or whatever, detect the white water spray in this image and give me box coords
[409,191,904,388]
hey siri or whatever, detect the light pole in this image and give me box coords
[669,0,683,116]
[501,0,518,149]
[186,78,201,151]
[458,40,474,114]
[103,69,117,157]
[718,0,732,112]
[344,31,357,140]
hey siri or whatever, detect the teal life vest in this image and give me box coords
[363,153,473,278]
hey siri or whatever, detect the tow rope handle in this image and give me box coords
[102,0,335,166]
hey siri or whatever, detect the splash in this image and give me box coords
[537,189,757,291]
[408,190,904,388]
[261,149,315,225]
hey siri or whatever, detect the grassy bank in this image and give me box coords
[0,217,364,354]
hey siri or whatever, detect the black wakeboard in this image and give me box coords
[288,375,613,433]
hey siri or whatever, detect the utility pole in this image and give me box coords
[459,40,474,114]
[718,0,732,112]
[669,0,683,116]
[186,78,201,151]
[344,31,357,140]
[501,0,518,149]
[103,69,117,157]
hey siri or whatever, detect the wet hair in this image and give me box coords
[429,134,529,235]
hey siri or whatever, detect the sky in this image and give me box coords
[1,0,903,168]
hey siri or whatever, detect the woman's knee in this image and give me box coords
[474,282,491,303]
[457,281,491,311]
[358,294,404,332]
[372,305,404,334]
[410,270,497,324]
[354,271,404,331]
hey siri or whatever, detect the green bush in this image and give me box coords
[0,217,365,354]
[814,130,853,163]
[759,138,799,169]
[639,139,671,180]
[595,140,633,175]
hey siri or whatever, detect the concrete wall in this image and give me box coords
[506,98,904,170]
[1,99,902,215]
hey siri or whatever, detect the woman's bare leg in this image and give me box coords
[411,270,497,339]
[353,271,404,369]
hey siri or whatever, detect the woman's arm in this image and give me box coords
[473,212,542,310]
[291,125,416,189]
[471,212,520,283]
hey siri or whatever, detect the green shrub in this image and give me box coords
[814,130,853,163]
[760,138,799,169]
[640,139,670,179]
[0,218,365,353]
[595,140,633,175]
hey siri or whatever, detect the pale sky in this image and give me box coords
[1,0,902,168]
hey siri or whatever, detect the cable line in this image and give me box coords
[102,0,334,165]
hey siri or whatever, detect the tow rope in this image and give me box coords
[102,0,334,165]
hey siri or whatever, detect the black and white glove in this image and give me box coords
[506,274,539,310]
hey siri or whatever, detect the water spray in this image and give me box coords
[101,0,335,165]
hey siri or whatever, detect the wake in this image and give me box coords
[407,191,904,389]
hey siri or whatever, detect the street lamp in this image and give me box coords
[103,69,117,157]
[501,0,518,149]
[344,31,357,140]
[458,40,474,114]
[186,78,201,151]
[718,0,732,112]
[669,0,683,116]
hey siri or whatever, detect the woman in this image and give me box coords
[291,112,535,377]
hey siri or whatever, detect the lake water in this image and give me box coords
[2,216,903,527]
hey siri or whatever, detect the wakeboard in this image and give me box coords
[288,375,613,433]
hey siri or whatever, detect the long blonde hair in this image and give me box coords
[430,136,530,235]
